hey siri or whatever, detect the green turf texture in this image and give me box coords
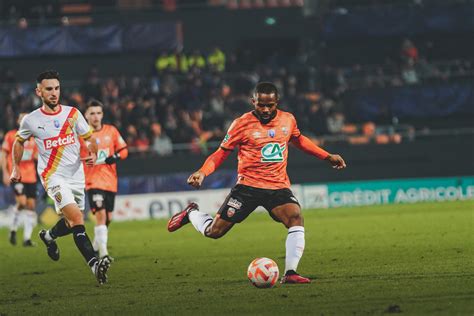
[0,200,473,315]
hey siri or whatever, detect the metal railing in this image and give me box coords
[127,127,474,156]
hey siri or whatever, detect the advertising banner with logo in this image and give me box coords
[113,185,304,222]
[302,177,474,209]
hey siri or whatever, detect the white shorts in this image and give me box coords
[45,177,85,214]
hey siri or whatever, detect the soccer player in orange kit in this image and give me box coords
[80,100,128,261]
[2,113,38,246]
[168,82,346,284]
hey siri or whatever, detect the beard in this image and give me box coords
[253,110,277,124]
[44,98,59,110]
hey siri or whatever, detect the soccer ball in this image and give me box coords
[247,257,279,288]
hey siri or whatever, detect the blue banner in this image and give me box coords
[323,3,474,38]
[345,82,474,121]
[0,22,179,57]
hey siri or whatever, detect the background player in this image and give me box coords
[2,112,38,246]
[168,82,346,284]
[80,99,128,261]
[10,70,111,284]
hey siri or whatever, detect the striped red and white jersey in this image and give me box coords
[16,105,92,188]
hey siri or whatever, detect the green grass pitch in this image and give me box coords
[0,200,473,315]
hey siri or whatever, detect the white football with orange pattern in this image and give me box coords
[247,257,279,288]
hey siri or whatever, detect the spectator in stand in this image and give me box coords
[303,97,328,137]
[208,47,226,72]
[401,39,419,63]
[401,58,419,84]
[82,67,102,100]
[134,130,151,153]
[188,50,206,70]
[327,111,346,135]
[151,123,173,157]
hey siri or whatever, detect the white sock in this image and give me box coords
[95,225,108,257]
[23,211,37,241]
[285,226,305,273]
[44,230,54,242]
[188,211,213,236]
[10,207,20,231]
[92,234,99,252]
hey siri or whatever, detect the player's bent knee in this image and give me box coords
[283,212,303,228]
[289,213,303,227]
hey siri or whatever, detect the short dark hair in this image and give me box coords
[86,99,104,110]
[254,82,279,98]
[36,70,60,83]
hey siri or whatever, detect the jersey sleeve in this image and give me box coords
[220,119,244,151]
[290,114,301,139]
[76,110,93,139]
[16,115,33,143]
[113,126,128,159]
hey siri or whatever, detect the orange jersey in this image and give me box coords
[80,124,128,192]
[220,110,301,189]
[2,129,38,184]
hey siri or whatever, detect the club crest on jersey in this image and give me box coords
[268,129,275,138]
[261,143,286,162]
[282,127,288,136]
[227,207,235,217]
[67,118,76,129]
[54,192,62,204]
[54,120,60,128]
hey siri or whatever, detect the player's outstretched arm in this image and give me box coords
[10,139,25,183]
[187,147,231,189]
[291,134,346,169]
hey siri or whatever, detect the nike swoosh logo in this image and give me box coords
[38,126,45,130]
[76,232,86,237]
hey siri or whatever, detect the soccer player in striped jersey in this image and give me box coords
[2,113,38,246]
[10,70,111,284]
[168,82,346,284]
[80,100,128,261]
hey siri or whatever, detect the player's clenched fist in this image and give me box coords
[187,170,205,189]
[10,166,21,183]
[325,154,347,170]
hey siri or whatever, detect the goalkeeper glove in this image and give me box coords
[105,153,121,165]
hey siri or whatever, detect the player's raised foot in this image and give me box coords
[280,270,311,284]
[167,202,199,232]
[102,255,115,263]
[23,239,36,247]
[94,257,112,285]
[39,229,60,261]
[9,231,16,245]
